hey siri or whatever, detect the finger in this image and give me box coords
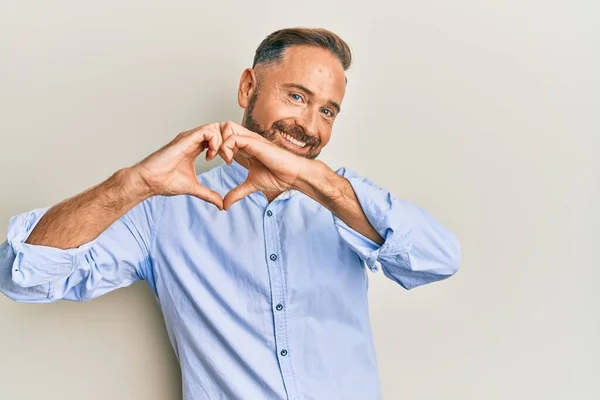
[205,134,221,161]
[206,125,222,156]
[223,180,258,210]
[221,121,271,144]
[189,183,224,210]
[222,133,271,163]
[182,123,221,159]
[219,121,273,165]
[192,124,217,161]
[220,136,235,163]
[205,148,217,161]
[188,138,206,159]
[201,142,221,163]
[220,121,234,141]
[173,129,205,159]
[219,122,237,163]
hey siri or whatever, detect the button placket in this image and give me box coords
[263,204,299,399]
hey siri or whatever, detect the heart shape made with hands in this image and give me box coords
[200,121,310,210]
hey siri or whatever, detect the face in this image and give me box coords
[238,45,347,159]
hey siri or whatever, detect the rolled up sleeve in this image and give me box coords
[0,196,164,302]
[333,168,461,290]
[8,208,84,289]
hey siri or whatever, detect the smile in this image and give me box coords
[279,131,307,148]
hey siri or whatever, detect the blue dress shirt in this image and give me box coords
[0,161,460,400]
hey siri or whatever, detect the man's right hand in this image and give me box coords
[24,123,226,250]
[131,123,225,210]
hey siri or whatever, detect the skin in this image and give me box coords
[239,45,345,160]
[25,45,384,250]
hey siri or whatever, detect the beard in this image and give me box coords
[242,94,322,159]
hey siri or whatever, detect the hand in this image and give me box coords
[131,123,224,209]
[219,121,311,210]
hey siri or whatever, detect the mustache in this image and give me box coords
[272,121,320,147]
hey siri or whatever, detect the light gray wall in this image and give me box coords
[0,1,597,399]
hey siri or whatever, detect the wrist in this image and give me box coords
[294,160,346,203]
[115,166,155,203]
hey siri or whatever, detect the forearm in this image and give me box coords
[295,160,460,289]
[295,161,384,245]
[25,167,151,250]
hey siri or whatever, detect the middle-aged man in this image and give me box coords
[0,27,461,399]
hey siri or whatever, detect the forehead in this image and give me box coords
[261,45,347,103]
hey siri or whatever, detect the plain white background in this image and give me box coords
[0,1,598,399]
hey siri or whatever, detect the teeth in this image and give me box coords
[280,132,307,148]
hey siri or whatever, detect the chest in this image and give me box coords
[151,195,367,312]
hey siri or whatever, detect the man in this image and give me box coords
[0,27,460,399]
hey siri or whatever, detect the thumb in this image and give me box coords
[223,180,258,210]
[189,183,224,210]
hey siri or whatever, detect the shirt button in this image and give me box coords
[276,304,283,311]
[266,210,273,217]
[270,254,277,261]
[280,349,288,356]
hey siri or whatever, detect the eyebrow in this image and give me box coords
[282,83,341,114]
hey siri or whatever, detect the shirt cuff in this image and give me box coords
[332,216,381,272]
[331,168,416,272]
[7,208,89,288]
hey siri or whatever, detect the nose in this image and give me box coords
[294,108,319,138]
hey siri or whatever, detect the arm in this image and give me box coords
[1,168,156,302]
[297,161,461,290]
[1,195,162,302]
[25,168,150,250]
[218,122,460,290]
[294,160,384,245]
[28,122,225,251]
[1,123,225,302]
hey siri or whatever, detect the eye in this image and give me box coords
[321,108,334,117]
[290,93,304,102]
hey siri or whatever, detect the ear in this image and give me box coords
[238,68,258,109]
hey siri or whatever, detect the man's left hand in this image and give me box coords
[219,121,314,210]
